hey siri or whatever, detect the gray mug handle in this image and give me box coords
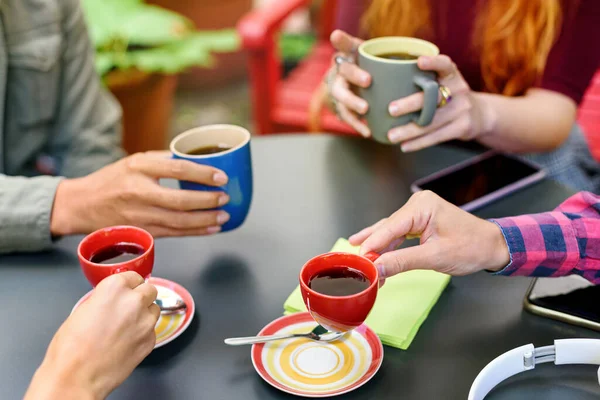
[413,75,439,126]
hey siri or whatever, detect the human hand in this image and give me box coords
[349,191,510,279]
[326,30,371,137]
[25,272,159,400]
[387,55,494,152]
[51,151,231,237]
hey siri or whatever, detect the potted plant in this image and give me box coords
[146,0,253,89]
[82,0,240,154]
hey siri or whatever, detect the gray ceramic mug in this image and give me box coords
[358,37,440,144]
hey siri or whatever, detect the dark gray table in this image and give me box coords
[1,136,599,400]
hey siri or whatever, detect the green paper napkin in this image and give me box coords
[284,238,450,349]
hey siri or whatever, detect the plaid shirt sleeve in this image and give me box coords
[489,191,600,284]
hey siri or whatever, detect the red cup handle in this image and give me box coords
[364,251,380,263]
[111,267,129,275]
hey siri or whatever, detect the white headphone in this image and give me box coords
[469,339,600,399]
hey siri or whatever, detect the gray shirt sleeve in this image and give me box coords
[0,175,63,253]
[0,1,125,253]
[48,0,125,178]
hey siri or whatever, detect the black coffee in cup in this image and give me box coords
[186,144,232,156]
[308,266,371,296]
[375,51,419,60]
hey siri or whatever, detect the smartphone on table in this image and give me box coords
[524,276,600,332]
[411,150,546,211]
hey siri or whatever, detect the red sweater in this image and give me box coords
[334,0,600,103]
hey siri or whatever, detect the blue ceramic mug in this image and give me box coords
[170,124,253,232]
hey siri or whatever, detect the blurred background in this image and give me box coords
[86,0,600,158]
[85,0,319,154]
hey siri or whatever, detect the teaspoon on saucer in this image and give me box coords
[224,325,344,346]
[155,297,186,314]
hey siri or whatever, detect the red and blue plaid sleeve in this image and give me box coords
[490,191,600,284]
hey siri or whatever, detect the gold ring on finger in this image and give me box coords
[438,85,452,108]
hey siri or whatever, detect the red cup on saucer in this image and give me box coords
[299,251,379,333]
[77,226,154,287]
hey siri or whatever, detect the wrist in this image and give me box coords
[50,178,86,236]
[26,359,99,400]
[482,220,510,272]
[472,93,498,138]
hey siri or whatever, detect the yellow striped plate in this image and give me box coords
[252,312,383,397]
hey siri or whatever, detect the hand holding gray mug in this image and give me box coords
[328,30,483,151]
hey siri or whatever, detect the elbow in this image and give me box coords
[544,124,572,152]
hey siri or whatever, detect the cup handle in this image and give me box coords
[111,267,129,275]
[413,75,439,126]
[364,251,381,262]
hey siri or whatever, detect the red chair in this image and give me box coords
[578,70,600,161]
[237,0,355,135]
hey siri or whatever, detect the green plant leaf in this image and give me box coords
[83,0,241,76]
[83,0,194,48]
[95,53,116,77]
[96,30,240,76]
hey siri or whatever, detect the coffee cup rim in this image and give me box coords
[78,225,154,267]
[358,36,440,64]
[299,252,379,300]
[170,124,251,159]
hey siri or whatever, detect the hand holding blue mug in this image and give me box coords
[170,125,253,232]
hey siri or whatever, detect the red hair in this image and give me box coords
[362,0,563,96]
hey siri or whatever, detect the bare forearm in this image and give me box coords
[474,90,576,153]
[25,361,97,400]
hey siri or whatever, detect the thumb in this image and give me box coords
[330,29,363,54]
[374,244,439,278]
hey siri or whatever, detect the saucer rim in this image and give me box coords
[250,312,384,398]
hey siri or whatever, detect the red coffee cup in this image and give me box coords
[299,251,379,333]
[77,226,154,287]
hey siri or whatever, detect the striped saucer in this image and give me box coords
[252,312,383,397]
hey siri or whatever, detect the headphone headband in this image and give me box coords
[468,339,600,400]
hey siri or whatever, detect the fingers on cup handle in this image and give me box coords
[375,244,439,278]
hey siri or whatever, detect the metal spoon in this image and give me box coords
[224,325,345,346]
[155,297,186,314]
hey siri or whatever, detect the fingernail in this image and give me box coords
[419,56,431,66]
[376,263,387,278]
[217,212,230,224]
[218,194,230,206]
[388,130,402,143]
[401,143,414,152]
[388,104,398,116]
[207,226,222,234]
[361,73,370,85]
[359,125,371,137]
[213,172,228,185]
[359,101,368,114]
